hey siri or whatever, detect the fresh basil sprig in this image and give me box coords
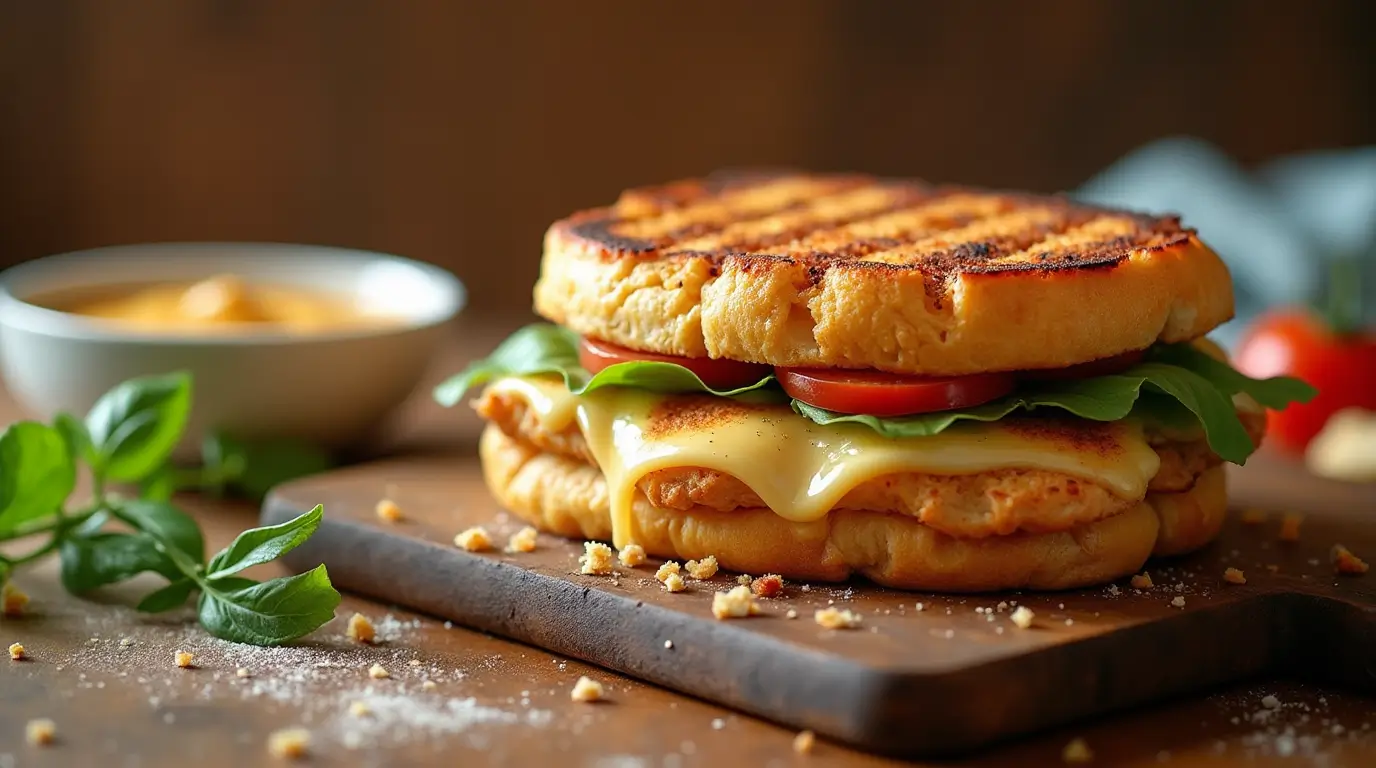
[440,323,1316,464]
[0,373,340,646]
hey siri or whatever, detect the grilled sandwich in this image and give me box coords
[439,171,1314,592]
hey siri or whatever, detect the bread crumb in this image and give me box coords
[174,650,194,669]
[578,541,615,575]
[750,574,784,598]
[1130,573,1153,589]
[711,586,761,619]
[368,663,390,680]
[8,642,25,660]
[421,679,438,691]
[793,730,816,754]
[655,561,682,582]
[786,609,799,620]
[685,556,719,579]
[1278,513,1303,542]
[570,675,604,702]
[1062,737,1094,763]
[236,667,252,678]
[346,612,376,644]
[1262,694,1281,709]
[1332,544,1369,575]
[453,526,493,552]
[506,526,538,553]
[1171,596,1186,608]
[618,544,647,567]
[267,727,311,759]
[1240,508,1268,524]
[1010,606,1035,629]
[663,572,687,593]
[349,701,371,717]
[735,574,753,586]
[25,718,56,746]
[814,607,862,629]
[1223,567,1247,585]
[2,583,30,616]
[375,498,403,523]
[119,637,135,648]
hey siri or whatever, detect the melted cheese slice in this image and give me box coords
[484,376,1162,549]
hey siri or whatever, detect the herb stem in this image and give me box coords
[0,504,103,543]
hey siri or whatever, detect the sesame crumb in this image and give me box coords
[267,727,311,759]
[368,663,390,680]
[235,667,252,678]
[349,701,371,717]
[375,498,404,523]
[570,676,605,702]
[915,602,925,612]
[578,541,615,575]
[1106,584,1120,596]
[2,583,30,617]
[1062,737,1094,763]
[454,526,493,552]
[814,607,862,629]
[1171,596,1186,608]
[1278,513,1303,542]
[685,556,719,580]
[1223,567,1247,585]
[735,574,753,586]
[1065,619,1075,627]
[785,609,799,620]
[119,637,135,648]
[174,650,194,669]
[664,640,674,649]
[505,526,539,553]
[1332,544,1370,575]
[618,544,647,567]
[407,659,422,667]
[793,730,816,754]
[655,561,681,582]
[8,643,25,661]
[346,612,376,644]
[1010,606,1035,629]
[1262,694,1281,709]
[663,573,687,593]
[1130,573,1153,589]
[1239,508,1267,524]
[25,718,56,746]
[750,574,784,598]
[711,586,760,619]
[421,680,438,692]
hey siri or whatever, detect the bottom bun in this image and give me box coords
[479,425,1227,592]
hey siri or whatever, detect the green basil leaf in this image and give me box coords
[112,500,205,565]
[0,422,77,533]
[138,468,179,502]
[197,566,340,645]
[85,372,192,482]
[1149,343,1319,408]
[433,323,776,407]
[206,505,323,579]
[59,532,179,593]
[203,433,333,500]
[53,412,95,464]
[137,579,196,613]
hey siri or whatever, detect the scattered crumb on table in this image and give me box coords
[1130,573,1153,589]
[570,676,605,702]
[618,544,647,567]
[685,556,719,579]
[1010,606,1035,629]
[346,613,376,644]
[578,542,614,575]
[267,727,311,759]
[655,561,681,583]
[1223,567,1247,585]
[506,526,539,553]
[8,642,24,661]
[793,729,816,754]
[454,526,493,552]
[814,607,862,629]
[1332,544,1370,575]
[2,583,30,616]
[1062,737,1093,763]
[712,586,760,620]
[375,498,404,523]
[174,650,195,669]
[368,663,390,680]
[1278,513,1303,542]
[750,574,784,598]
[663,572,687,593]
[25,718,56,746]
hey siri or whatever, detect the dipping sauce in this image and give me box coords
[51,275,399,334]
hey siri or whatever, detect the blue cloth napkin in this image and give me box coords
[1076,137,1376,348]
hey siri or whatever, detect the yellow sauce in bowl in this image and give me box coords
[52,275,399,334]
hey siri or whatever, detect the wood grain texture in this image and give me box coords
[264,453,1376,758]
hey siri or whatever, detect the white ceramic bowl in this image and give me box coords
[0,242,465,453]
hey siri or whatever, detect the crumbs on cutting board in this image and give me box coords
[1205,683,1376,761]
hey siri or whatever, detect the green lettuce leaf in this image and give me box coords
[433,323,776,406]
[436,325,1316,465]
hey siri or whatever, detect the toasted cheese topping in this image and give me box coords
[484,376,1160,549]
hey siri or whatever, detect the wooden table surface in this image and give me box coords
[3,323,1375,767]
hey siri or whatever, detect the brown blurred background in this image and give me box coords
[2,0,1373,316]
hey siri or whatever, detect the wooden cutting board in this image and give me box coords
[262,453,1376,759]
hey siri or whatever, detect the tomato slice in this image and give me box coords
[1018,349,1147,381]
[579,337,771,390]
[776,368,1016,417]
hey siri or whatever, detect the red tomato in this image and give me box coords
[776,368,1016,417]
[1019,349,1147,381]
[578,337,771,390]
[1233,309,1376,455]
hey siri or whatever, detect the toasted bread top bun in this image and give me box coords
[534,171,1234,375]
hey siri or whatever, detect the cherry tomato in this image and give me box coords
[775,368,1016,417]
[1233,309,1376,455]
[579,337,771,390]
[1019,349,1147,381]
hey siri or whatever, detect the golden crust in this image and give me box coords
[475,389,1136,538]
[479,425,1227,592]
[534,171,1234,375]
